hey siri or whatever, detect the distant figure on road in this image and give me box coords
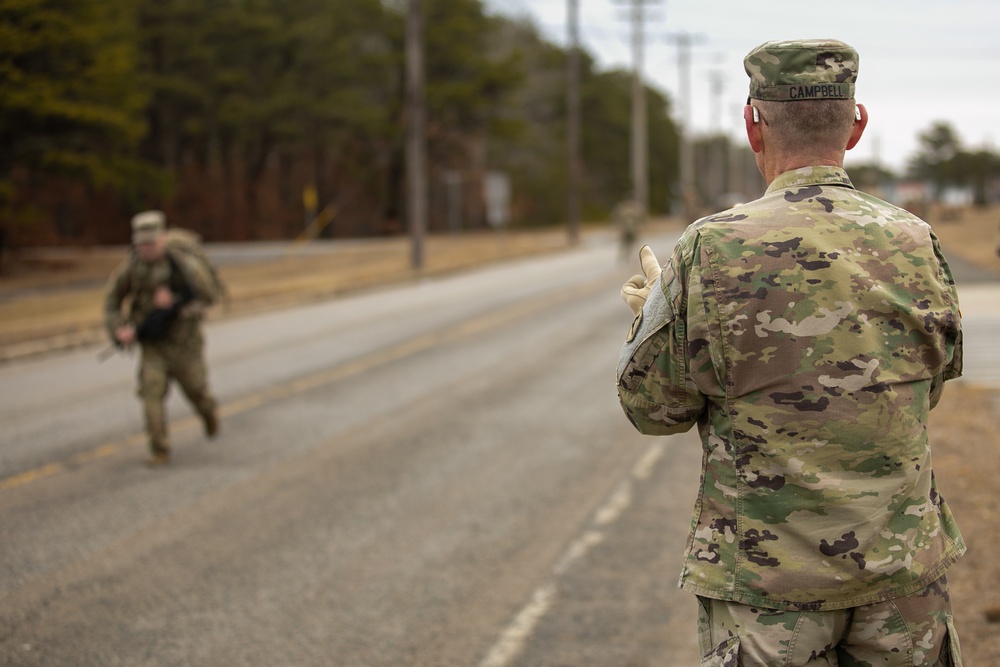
[104,211,222,466]
[617,40,965,665]
[612,199,643,264]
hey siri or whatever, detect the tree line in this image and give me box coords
[1,0,679,246]
[905,121,1000,205]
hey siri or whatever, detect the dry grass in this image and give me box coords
[1,205,995,357]
[0,228,580,359]
[926,204,1000,276]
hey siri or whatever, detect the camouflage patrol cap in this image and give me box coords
[131,210,166,244]
[744,39,858,102]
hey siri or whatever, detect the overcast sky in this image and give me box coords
[483,0,998,173]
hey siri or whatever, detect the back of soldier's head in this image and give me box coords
[744,39,859,151]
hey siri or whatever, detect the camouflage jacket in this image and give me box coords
[103,232,218,343]
[617,166,965,611]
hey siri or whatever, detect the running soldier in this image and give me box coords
[104,211,221,466]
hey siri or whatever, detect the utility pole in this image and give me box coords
[665,31,706,220]
[405,0,426,270]
[566,0,581,245]
[614,0,658,217]
[708,67,725,135]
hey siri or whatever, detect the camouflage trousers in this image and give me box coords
[697,575,962,666]
[137,320,216,456]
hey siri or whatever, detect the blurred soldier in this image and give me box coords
[618,40,964,665]
[612,198,643,264]
[104,211,221,466]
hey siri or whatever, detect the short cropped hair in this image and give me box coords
[757,99,856,153]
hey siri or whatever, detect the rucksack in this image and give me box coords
[126,227,226,319]
[161,228,226,306]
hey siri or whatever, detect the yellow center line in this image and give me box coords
[1,275,615,493]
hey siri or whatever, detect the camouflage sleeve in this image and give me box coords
[102,260,132,338]
[929,234,963,409]
[616,239,706,435]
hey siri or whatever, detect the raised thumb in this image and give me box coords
[638,245,661,283]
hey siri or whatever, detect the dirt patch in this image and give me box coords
[929,382,1000,664]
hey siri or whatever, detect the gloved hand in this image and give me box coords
[620,245,662,315]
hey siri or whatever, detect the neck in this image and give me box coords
[762,151,845,185]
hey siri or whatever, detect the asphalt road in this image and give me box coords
[0,233,705,666]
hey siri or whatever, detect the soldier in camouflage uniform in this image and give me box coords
[613,198,645,264]
[104,211,220,466]
[618,40,964,665]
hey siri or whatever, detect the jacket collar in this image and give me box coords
[765,166,855,195]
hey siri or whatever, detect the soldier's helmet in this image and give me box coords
[131,210,166,245]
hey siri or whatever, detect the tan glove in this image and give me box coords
[620,245,662,316]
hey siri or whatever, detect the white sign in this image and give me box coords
[483,171,510,229]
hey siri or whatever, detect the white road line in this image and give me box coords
[553,530,606,576]
[478,584,557,667]
[633,441,665,479]
[477,441,661,667]
[594,481,633,526]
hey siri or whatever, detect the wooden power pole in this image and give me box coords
[665,30,706,220]
[566,0,581,245]
[613,0,659,217]
[406,0,426,270]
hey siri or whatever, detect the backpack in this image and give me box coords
[162,228,226,306]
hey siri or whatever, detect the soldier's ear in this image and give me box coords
[846,103,868,151]
[744,106,764,153]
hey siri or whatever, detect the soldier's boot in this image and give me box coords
[181,386,218,439]
[192,395,219,439]
[201,408,219,439]
[144,400,171,466]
